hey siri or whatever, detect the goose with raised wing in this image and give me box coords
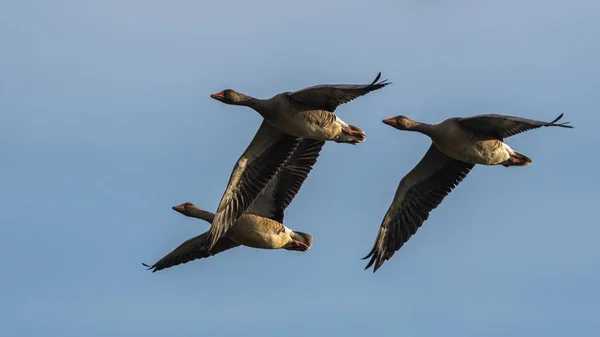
[364,113,574,272]
[207,73,390,249]
[143,139,324,272]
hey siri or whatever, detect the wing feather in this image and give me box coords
[142,233,239,272]
[246,138,325,223]
[457,113,573,140]
[363,145,474,272]
[287,72,391,112]
[208,121,301,249]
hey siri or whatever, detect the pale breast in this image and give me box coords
[432,124,510,165]
[267,109,339,140]
[226,214,291,249]
[451,139,510,165]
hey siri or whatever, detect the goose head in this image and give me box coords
[382,115,420,131]
[210,89,250,105]
[172,202,198,216]
[172,202,215,223]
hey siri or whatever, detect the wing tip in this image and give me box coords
[372,72,382,84]
[362,246,384,273]
[362,256,383,273]
[209,210,233,249]
[550,112,574,128]
[371,71,392,87]
[141,262,157,272]
[207,231,221,251]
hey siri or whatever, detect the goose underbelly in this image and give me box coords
[268,111,340,140]
[226,215,289,249]
[438,139,511,165]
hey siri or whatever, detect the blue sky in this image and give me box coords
[1,0,598,336]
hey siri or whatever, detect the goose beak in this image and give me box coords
[210,91,225,101]
[382,117,396,126]
[172,205,185,213]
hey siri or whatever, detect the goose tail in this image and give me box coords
[502,151,533,167]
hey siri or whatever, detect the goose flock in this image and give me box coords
[143,72,574,273]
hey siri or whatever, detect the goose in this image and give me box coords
[363,113,574,272]
[142,138,324,272]
[207,73,390,249]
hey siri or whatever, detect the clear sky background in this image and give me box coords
[1,1,598,336]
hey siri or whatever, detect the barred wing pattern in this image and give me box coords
[363,144,474,272]
[208,121,301,249]
[246,138,326,223]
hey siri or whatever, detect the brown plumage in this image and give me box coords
[143,139,324,272]
[208,73,390,249]
[364,113,574,272]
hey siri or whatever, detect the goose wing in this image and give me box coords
[363,144,474,272]
[142,232,239,272]
[457,113,573,140]
[208,121,301,249]
[246,138,326,223]
[286,72,390,112]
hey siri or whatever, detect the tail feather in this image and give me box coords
[502,151,533,167]
[348,124,364,133]
[292,231,313,249]
[337,123,366,144]
[513,151,533,165]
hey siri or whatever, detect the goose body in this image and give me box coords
[143,138,324,272]
[246,93,368,143]
[206,73,390,249]
[364,113,574,272]
[266,101,340,140]
[426,118,517,165]
[224,213,299,249]
[142,206,313,273]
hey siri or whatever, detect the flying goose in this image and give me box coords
[364,113,574,272]
[207,73,390,249]
[143,138,324,272]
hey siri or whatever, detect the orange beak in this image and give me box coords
[382,117,396,126]
[210,91,225,100]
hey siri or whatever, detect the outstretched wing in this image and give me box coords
[208,121,301,249]
[246,138,326,223]
[457,113,573,140]
[142,232,240,272]
[287,72,391,112]
[363,144,474,272]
